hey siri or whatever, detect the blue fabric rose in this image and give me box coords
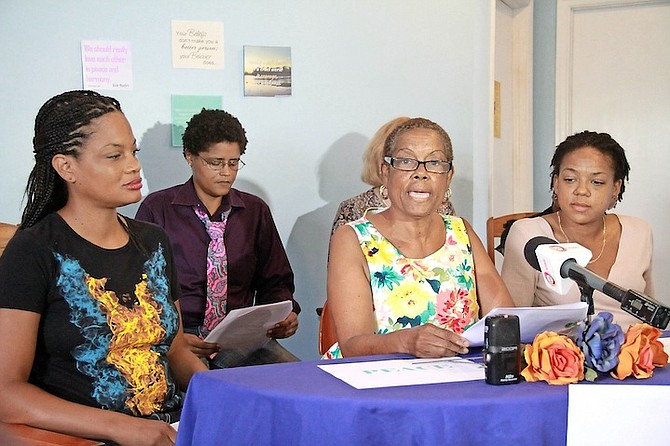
[577,312,625,374]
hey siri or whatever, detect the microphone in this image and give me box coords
[524,236,670,329]
[524,236,594,295]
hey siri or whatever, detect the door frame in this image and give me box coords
[492,0,534,215]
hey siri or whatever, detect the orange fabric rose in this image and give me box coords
[611,323,669,380]
[521,331,585,385]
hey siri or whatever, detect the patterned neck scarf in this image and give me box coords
[193,205,229,336]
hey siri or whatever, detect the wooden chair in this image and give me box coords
[317,300,337,355]
[485,212,536,263]
[0,223,19,257]
[0,422,104,445]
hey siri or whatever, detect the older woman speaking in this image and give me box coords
[326,118,513,359]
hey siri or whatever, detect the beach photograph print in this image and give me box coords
[244,45,292,97]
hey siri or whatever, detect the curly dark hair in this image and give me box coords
[21,90,122,229]
[550,130,630,204]
[182,108,248,156]
[383,117,453,162]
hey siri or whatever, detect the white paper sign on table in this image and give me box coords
[318,357,484,389]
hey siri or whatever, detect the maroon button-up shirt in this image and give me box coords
[136,178,299,328]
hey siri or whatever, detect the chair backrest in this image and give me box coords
[317,299,337,355]
[0,223,19,257]
[0,421,103,445]
[485,212,536,263]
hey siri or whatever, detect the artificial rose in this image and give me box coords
[521,331,585,385]
[612,323,668,380]
[577,312,624,375]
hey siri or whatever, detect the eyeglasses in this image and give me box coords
[197,155,245,171]
[384,156,452,174]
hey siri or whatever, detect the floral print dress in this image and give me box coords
[324,215,480,359]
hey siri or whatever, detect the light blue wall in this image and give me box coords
[0,1,495,359]
[532,0,557,210]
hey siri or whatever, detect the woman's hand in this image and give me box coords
[182,333,219,358]
[404,324,469,358]
[111,417,177,446]
[267,311,299,339]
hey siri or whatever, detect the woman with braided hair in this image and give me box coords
[0,90,206,445]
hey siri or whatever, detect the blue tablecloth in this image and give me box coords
[176,353,670,446]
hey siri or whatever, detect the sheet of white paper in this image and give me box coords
[660,337,670,361]
[318,357,484,389]
[203,301,292,352]
[567,384,670,446]
[462,302,588,347]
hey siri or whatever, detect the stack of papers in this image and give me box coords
[463,302,588,347]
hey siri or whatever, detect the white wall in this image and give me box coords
[0,1,495,359]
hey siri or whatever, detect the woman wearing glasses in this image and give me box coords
[136,109,300,368]
[325,118,513,358]
[330,116,455,236]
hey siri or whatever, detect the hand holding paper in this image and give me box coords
[204,301,293,353]
[266,310,298,339]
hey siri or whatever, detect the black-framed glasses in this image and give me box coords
[197,155,245,171]
[384,156,452,174]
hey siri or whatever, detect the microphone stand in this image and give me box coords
[566,269,595,323]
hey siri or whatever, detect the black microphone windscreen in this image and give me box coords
[523,236,557,271]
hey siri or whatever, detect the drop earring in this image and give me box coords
[443,188,452,204]
[379,184,389,200]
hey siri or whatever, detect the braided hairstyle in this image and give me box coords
[550,130,630,204]
[21,90,122,229]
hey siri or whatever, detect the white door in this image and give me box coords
[556,0,670,303]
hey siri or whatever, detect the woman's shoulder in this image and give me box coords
[346,214,374,230]
[615,214,652,232]
[0,216,59,265]
[338,188,378,207]
[439,214,469,232]
[508,215,551,234]
[125,216,171,242]
[341,214,380,242]
[440,214,463,224]
[335,189,381,220]
[503,216,553,254]
[230,188,271,210]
